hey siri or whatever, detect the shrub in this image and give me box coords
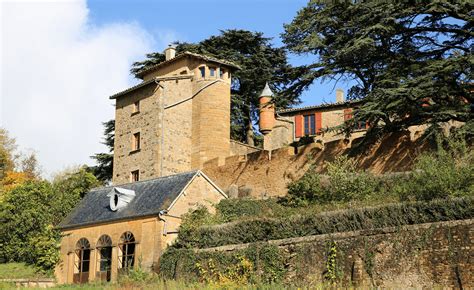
[393,137,474,201]
[175,197,473,249]
[283,156,379,205]
[160,244,286,285]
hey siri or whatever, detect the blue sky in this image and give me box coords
[2,0,353,176]
[87,0,351,105]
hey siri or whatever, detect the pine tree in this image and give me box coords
[282,1,473,138]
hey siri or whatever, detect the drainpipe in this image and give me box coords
[158,210,168,236]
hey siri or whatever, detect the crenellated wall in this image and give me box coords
[203,130,434,198]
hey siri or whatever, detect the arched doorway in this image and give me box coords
[96,235,112,282]
[73,238,90,284]
[118,231,135,274]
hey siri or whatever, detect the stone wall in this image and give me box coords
[196,219,473,288]
[203,130,433,198]
[230,140,261,156]
[55,216,162,284]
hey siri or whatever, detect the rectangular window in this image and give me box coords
[209,67,215,77]
[131,170,139,182]
[304,114,316,135]
[132,101,140,113]
[132,132,140,151]
[199,66,205,78]
[220,68,225,78]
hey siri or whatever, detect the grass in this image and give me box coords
[0,262,51,280]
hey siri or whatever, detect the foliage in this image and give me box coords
[0,181,56,265]
[0,167,99,271]
[0,171,33,193]
[160,244,286,285]
[0,263,52,279]
[282,1,473,138]
[324,241,340,283]
[215,198,290,223]
[174,197,473,249]
[392,136,474,201]
[284,156,379,206]
[0,128,17,180]
[131,30,300,145]
[19,151,41,179]
[89,119,114,184]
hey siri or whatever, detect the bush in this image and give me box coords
[393,137,474,201]
[284,156,380,205]
[160,244,286,285]
[175,197,473,249]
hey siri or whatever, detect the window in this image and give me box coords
[220,68,225,78]
[118,232,136,273]
[199,66,205,78]
[132,132,140,151]
[132,101,140,114]
[96,235,112,282]
[131,170,139,182]
[209,67,216,77]
[73,238,91,284]
[304,114,316,135]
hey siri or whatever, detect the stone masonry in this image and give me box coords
[111,51,237,184]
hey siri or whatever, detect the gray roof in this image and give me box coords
[259,82,274,97]
[58,170,199,230]
[277,100,363,115]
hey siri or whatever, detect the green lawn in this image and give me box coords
[0,262,51,280]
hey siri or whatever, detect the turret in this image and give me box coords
[259,83,275,134]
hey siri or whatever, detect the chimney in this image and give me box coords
[164,45,176,61]
[336,89,344,103]
[259,82,275,135]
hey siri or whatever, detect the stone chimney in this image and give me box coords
[336,88,344,103]
[164,45,176,61]
[259,83,275,134]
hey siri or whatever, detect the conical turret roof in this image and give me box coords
[259,82,274,98]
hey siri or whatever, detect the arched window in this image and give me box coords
[118,232,135,272]
[96,235,112,282]
[73,238,90,284]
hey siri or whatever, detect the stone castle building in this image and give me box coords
[55,48,240,284]
[110,47,240,184]
[56,47,366,284]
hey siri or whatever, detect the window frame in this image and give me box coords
[303,114,316,135]
[209,67,216,77]
[132,132,140,151]
[132,101,140,114]
[131,170,139,182]
[199,66,206,78]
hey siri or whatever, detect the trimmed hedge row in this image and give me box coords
[176,197,474,249]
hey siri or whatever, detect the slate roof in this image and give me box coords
[277,100,363,115]
[58,170,199,230]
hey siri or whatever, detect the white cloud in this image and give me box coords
[0,0,158,178]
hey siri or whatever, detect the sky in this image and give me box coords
[1,0,352,178]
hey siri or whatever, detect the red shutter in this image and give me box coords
[344,108,353,121]
[295,115,303,138]
[315,112,322,134]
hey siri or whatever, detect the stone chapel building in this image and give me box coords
[55,47,240,284]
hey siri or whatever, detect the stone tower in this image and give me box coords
[109,47,239,184]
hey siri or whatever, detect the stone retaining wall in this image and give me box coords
[194,219,473,288]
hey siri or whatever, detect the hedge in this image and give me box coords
[175,197,474,249]
[159,244,286,284]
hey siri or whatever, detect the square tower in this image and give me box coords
[109,49,239,184]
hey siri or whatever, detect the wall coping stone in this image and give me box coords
[194,218,473,253]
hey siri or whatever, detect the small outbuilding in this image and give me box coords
[55,170,226,284]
